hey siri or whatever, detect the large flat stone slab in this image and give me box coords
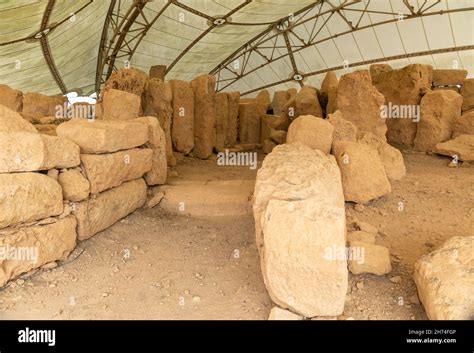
[0,173,63,228]
[0,216,77,287]
[56,119,149,153]
[73,178,147,240]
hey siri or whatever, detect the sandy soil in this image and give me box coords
[0,152,472,320]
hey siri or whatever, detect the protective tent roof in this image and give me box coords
[0,0,473,97]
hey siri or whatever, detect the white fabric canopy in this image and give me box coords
[0,0,472,97]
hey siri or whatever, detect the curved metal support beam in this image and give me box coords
[39,0,68,94]
[165,0,252,74]
[209,1,322,76]
[95,0,172,94]
[240,45,474,96]
[212,0,474,93]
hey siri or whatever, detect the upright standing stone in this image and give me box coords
[327,110,358,149]
[295,86,323,118]
[337,70,386,140]
[414,90,462,152]
[215,92,229,148]
[227,92,240,146]
[239,102,266,144]
[369,64,392,82]
[253,143,347,317]
[190,75,216,159]
[144,79,175,165]
[256,90,271,110]
[373,64,433,148]
[134,117,168,185]
[461,78,474,113]
[103,67,149,98]
[149,65,167,80]
[319,71,338,112]
[169,80,194,154]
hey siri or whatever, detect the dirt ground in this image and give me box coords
[0,152,472,320]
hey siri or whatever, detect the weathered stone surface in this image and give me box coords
[190,75,216,159]
[432,69,468,86]
[256,90,271,110]
[358,132,406,181]
[144,79,175,165]
[215,92,229,148]
[414,90,462,152]
[103,67,148,97]
[169,80,194,154]
[348,241,391,275]
[287,115,333,154]
[56,119,149,154]
[73,178,147,240]
[149,65,167,80]
[333,141,391,204]
[337,70,387,140]
[347,231,376,244]
[227,92,240,146]
[268,307,303,320]
[269,129,286,145]
[262,139,276,154]
[58,169,90,202]
[434,134,474,162]
[145,188,164,209]
[295,86,323,118]
[268,114,290,131]
[0,131,77,172]
[373,64,433,147]
[43,134,81,169]
[0,105,37,133]
[35,124,56,136]
[0,216,77,287]
[22,93,67,118]
[327,110,357,150]
[81,148,152,194]
[272,89,297,121]
[369,64,392,82]
[134,116,167,185]
[326,86,338,115]
[160,180,254,217]
[461,78,474,112]
[0,173,63,228]
[239,102,266,144]
[261,114,277,143]
[319,71,338,111]
[0,84,22,111]
[253,143,347,317]
[272,91,288,117]
[102,88,141,121]
[452,111,474,138]
[413,236,474,320]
